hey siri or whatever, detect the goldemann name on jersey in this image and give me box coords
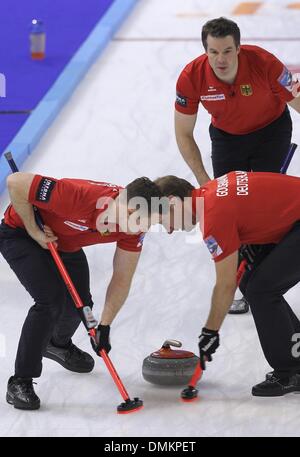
[200,94,226,101]
[216,171,249,198]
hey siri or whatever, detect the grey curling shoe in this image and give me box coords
[228,297,250,314]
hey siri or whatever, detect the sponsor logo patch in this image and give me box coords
[204,235,223,259]
[278,67,293,92]
[240,84,253,96]
[64,221,89,231]
[200,94,225,101]
[88,181,118,191]
[137,233,146,248]
[36,177,56,202]
[176,93,187,107]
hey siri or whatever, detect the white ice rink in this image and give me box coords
[1,0,300,437]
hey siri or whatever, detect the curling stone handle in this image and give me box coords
[162,339,182,349]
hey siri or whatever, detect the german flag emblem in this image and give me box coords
[240,84,253,96]
[99,230,110,237]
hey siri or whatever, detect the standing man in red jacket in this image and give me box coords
[175,17,300,313]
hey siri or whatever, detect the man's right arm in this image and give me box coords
[6,172,57,249]
[174,110,211,185]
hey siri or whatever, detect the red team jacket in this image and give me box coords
[192,171,300,262]
[4,175,144,253]
[175,45,294,134]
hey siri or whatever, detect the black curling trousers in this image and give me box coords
[210,106,292,178]
[239,222,300,377]
[0,222,93,378]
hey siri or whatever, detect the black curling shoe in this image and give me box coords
[43,340,95,373]
[6,376,40,410]
[252,372,300,397]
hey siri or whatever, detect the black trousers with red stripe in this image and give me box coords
[239,222,300,377]
[0,221,93,378]
[210,106,292,178]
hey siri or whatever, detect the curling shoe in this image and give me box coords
[6,376,40,410]
[229,296,249,314]
[43,340,95,373]
[252,372,300,397]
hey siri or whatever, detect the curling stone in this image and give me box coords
[142,340,199,386]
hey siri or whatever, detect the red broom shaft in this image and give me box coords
[100,350,130,401]
[188,363,202,388]
[236,259,247,286]
[48,244,130,401]
[48,243,83,309]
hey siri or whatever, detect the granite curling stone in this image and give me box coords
[142,340,200,386]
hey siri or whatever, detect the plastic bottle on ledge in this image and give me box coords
[30,19,46,60]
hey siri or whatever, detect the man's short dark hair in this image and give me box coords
[153,176,195,201]
[201,17,241,51]
[126,177,164,215]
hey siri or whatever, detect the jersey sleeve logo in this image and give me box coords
[176,92,187,107]
[36,178,56,202]
[278,67,293,92]
[204,235,223,259]
[137,233,146,248]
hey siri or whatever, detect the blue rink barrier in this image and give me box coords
[0,0,140,195]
